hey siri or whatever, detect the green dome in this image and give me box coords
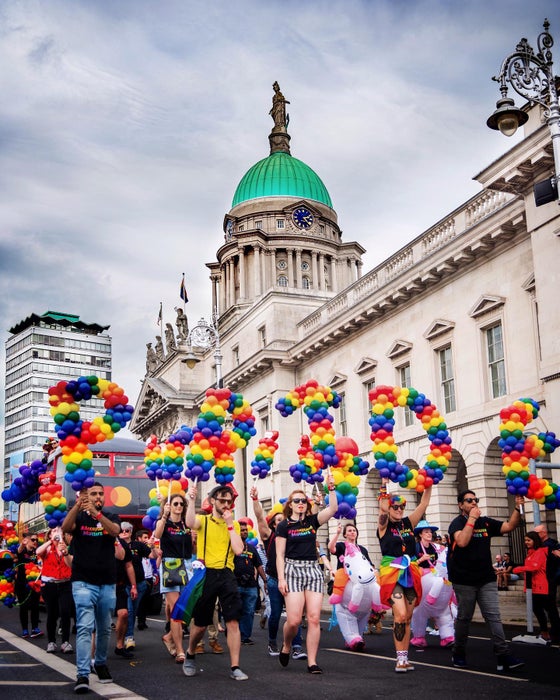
[232,152,332,208]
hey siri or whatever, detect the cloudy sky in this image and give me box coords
[0,0,555,438]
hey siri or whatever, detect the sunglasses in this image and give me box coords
[291,498,307,504]
[29,538,38,542]
[122,529,132,533]
[462,497,479,504]
[390,504,406,511]
[171,502,184,507]
[216,498,233,505]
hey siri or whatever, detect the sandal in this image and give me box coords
[175,653,186,664]
[162,635,177,657]
[307,664,323,674]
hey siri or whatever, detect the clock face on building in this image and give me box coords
[277,259,287,270]
[292,207,314,229]
[301,261,310,271]
[225,219,234,240]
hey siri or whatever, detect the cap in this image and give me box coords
[208,484,237,501]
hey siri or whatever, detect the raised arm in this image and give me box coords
[377,482,391,539]
[317,473,338,526]
[250,485,271,540]
[409,486,433,529]
[328,521,343,555]
[500,495,525,534]
[185,483,201,531]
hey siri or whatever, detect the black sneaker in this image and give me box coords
[496,655,524,672]
[115,646,134,658]
[241,638,254,645]
[452,655,467,668]
[93,664,113,683]
[74,676,89,694]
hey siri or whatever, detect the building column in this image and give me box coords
[270,249,277,288]
[330,257,337,293]
[287,249,295,288]
[220,264,227,312]
[295,249,302,289]
[228,259,235,307]
[238,248,246,300]
[356,259,363,280]
[311,251,318,290]
[211,275,219,316]
[254,246,261,297]
[318,253,325,291]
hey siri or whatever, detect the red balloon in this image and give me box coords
[335,437,359,456]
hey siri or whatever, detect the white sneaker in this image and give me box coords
[124,636,135,650]
[61,641,73,653]
[230,667,249,681]
[47,642,57,653]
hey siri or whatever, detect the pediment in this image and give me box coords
[328,372,348,389]
[282,200,321,216]
[468,295,506,319]
[424,319,455,340]
[386,340,413,360]
[354,357,378,376]
[521,273,535,293]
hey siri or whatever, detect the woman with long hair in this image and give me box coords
[513,531,551,641]
[377,484,432,672]
[154,493,192,664]
[276,474,338,675]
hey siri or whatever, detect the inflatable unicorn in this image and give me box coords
[329,542,387,651]
[411,544,455,647]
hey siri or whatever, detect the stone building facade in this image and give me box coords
[131,87,560,564]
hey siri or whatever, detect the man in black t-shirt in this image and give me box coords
[234,522,267,645]
[62,482,121,693]
[447,489,525,672]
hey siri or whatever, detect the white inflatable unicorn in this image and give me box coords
[329,541,387,651]
[411,544,455,647]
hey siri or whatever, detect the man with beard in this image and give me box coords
[62,482,121,693]
[183,484,248,681]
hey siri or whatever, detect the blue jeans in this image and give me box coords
[452,580,508,657]
[72,581,116,678]
[239,586,259,641]
[267,576,303,647]
[126,580,148,637]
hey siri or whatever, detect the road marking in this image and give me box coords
[0,681,70,686]
[0,627,149,699]
[326,648,529,682]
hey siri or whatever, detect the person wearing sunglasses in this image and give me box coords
[154,494,193,665]
[183,483,248,681]
[15,533,43,639]
[275,473,338,675]
[447,489,525,672]
[377,483,433,672]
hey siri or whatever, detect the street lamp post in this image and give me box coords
[487,18,560,203]
[182,315,223,388]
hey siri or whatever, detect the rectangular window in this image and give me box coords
[438,346,456,413]
[255,220,262,229]
[258,325,266,348]
[486,323,506,398]
[276,220,285,229]
[399,364,414,426]
[339,392,347,436]
[232,346,240,367]
[364,379,376,415]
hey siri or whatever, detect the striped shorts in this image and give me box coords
[285,558,324,594]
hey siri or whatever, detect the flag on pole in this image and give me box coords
[157,302,162,326]
[180,274,188,304]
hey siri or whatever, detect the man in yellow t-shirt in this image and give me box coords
[184,483,247,681]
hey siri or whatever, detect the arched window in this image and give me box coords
[278,275,288,287]
[302,277,311,289]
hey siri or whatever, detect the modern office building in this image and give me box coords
[3,311,112,516]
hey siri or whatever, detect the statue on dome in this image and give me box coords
[146,342,157,374]
[270,81,290,132]
[175,307,189,342]
[155,335,165,362]
[165,323,176,354]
